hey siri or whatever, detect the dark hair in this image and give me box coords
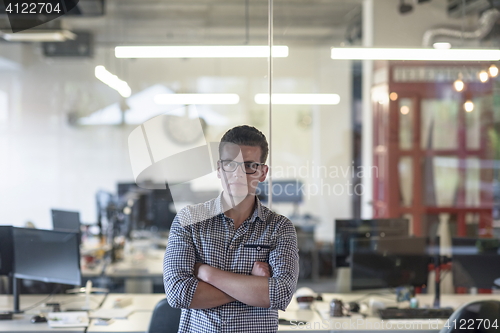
[219,125,269,163]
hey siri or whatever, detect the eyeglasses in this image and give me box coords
[219,160,265,174]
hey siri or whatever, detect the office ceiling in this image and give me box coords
[2,0,495,47]
[60,0,363,46]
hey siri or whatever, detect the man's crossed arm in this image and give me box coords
[164,215,298,311]
[189,262,271,309]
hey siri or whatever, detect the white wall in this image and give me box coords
[0,48,134,227]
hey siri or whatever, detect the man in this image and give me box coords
[163,125,299,333]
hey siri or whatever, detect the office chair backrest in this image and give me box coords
[147,298,182,333]
[439,300,500,333]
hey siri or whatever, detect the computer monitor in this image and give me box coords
[12,227,81,312]
[117,182,140,198]
[51,209,81,233]
[13,227,81,285]
[334,218,410,268]
[0,226,13,276]
[129,189,175,230]
[452,237,500,289]
[256,180,303,203]
[350,236,430,290]
[147,189,175,231]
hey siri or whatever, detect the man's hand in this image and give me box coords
[252,261,271,277]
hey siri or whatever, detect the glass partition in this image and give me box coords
[0,0,499,289]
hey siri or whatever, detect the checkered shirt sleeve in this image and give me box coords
[163,208,199,309]
[268,217,299,311]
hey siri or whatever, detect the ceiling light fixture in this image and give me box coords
[453,79,465,92]
[489,64,499,77]
[464,100,474,112]
[479,70,489,82]
[254,94,340,105]
[115,46,289,58]
[330,47,500,61]
[0,30,76,42]
[95,66,131,98]
[154,94,240,105]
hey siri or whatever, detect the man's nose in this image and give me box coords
[233,164,246,177]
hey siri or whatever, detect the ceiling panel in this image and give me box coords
[60,0,362,45]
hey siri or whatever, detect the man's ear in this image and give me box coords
[258,165,269,182]
[216,161,222,179]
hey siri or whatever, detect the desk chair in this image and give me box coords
[147,298,182,333]
[439,300,500,333]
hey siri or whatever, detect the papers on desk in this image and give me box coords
[89,308,134,319]
[47,311,89,328]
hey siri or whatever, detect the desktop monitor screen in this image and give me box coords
[147,189,175,231]
[334,218,410,268]
[124,187,176,233]
[256,180,303,203]
[350,236,429,290]
[452,237,500,289]
[12,228,81,286]
[117,182,140,198]
[0,226,13,275]
[51,209,81,233]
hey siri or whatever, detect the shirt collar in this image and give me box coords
[215,192,266,223]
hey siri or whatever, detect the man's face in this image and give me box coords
[217,144,268,206]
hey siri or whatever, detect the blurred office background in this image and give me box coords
[1,0,500,288]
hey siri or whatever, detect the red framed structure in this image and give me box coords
[372,61,495,237]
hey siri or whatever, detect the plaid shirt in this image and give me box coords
[163,193,299,333]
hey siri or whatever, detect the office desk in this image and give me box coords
[0,294,106,313]
[85,294,163,333]
[98,294,166,312]
[0,314,85,333]
[104,249,165,293]
[91,293,499,333]
[2,293,498,333]
[279,293,500,333]
[0,294,106,333]
[87,312,152,333]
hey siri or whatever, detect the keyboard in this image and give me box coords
[378,308,454,320]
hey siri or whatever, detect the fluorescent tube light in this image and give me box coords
[330,47,500,61]
[254,94,340,105]
[95,66,131,98]
[115,46,288,58]
[154,94,240,105]
[0,30,75,42]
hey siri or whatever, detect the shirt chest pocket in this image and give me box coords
[230,243,272,275]
[242,244,271,263]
